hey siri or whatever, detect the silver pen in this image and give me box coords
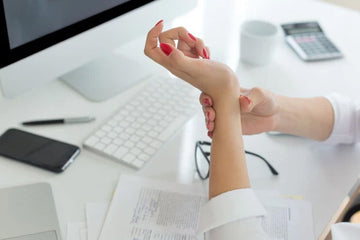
[22,117,95,126]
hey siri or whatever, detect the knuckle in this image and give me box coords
[252,87,264,96]
[177,26,187,33]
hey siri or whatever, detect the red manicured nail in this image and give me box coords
[188,33,197,41]
[204,98,210,106]
[160,43,172,56]
[206,112,210,120]
[207,131,213,138]
[243,96,251,104]
[155,19,163,26]
[203,48,209,59]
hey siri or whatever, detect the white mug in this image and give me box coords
[240,20,278,66]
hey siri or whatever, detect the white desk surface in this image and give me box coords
[1,0,360,238]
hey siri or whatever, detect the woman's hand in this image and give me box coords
[144,21,240,103]
[200,87,279,137]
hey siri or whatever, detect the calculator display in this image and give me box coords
[281,22,322,36]
[287,27,320,35]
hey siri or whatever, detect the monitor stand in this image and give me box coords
[60,54,153,102]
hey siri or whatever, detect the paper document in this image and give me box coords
[261,197,314,240]
[66,222,86,240]
[86,202,109,240]
[99,175,207,240]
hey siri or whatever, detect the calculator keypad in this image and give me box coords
[286,33,342,61]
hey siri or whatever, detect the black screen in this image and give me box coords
[0,0,154,68]
[0,129,79,172]
[3,0,130,49]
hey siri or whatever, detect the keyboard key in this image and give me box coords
[150,140,162,149]
[107,132,117,139]
[100,137,112,145]
[113,147,128,159]
[94,142,106,151]
[102,125,112,132]
[124,141,135,148]
[132,159,145,168]
[123,153,136,163]
[84,136,99,147]
[136,142,147,149]
[95,130,106,138]
[138,153,150,161]
[145,147,156,155]
[131,147,141,156]
[104,144,118,155]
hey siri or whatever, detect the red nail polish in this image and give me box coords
[160,43,173,56]
[206,112,210,119]
[207,131,213,138]
[243,96,251,104]
[203,48,209,59]
[206,121,210,130]
[188,33,197,41]
[155,19,163,26]
[204,98,210,106]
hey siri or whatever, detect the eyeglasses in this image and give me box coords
[194,141,279,180]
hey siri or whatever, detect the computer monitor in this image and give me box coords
[0,0,195,101]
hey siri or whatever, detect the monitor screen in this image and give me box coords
[0,0,154,68]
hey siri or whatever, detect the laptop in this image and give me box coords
[0,183,61,240]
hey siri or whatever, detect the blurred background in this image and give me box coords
[321,0,360,11]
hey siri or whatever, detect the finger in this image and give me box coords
[207,131,213,139]
[159,27,197,48]
[144,20,165,64]
[193,38,208,59]
[205,46,211,59]
[239,95,252,112]
[199,93,212,106]
[206,119,215,132]
[203,106,215,121]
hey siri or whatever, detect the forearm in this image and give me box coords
[209,91,250,199]
[274,95,334,141]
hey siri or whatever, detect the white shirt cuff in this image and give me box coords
[323,93,358,145]
[331,222,360,240]
[197,188,267,235]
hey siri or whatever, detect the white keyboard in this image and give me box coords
[83,75,199,169]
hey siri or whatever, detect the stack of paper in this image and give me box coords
[67,175,314,240]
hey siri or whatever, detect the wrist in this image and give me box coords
[272,95,292,133]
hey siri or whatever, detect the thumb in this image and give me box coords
[239,87,265,113]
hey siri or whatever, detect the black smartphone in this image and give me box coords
[0,128,80,173]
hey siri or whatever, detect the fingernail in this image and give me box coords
[203,48,209,59]
[155,19,163,26]
[206,112,210,120]
[243,96,251,105]
[207,131,213,138]
[160,43,172,56]
[204,98,210,106]
[206,121,210,130]
[188,33,197,41]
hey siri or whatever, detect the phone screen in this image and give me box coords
[0,128,80,172]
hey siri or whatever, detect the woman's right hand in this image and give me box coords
[144,21,240,103]
[201,87,280,137]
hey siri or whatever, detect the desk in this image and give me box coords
[1,0,360,239]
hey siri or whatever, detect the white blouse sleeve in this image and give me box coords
[197,188,269,240]
[324,93,360,144]
[331,223,360,240]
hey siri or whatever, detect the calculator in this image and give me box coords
[281,21,342,61]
